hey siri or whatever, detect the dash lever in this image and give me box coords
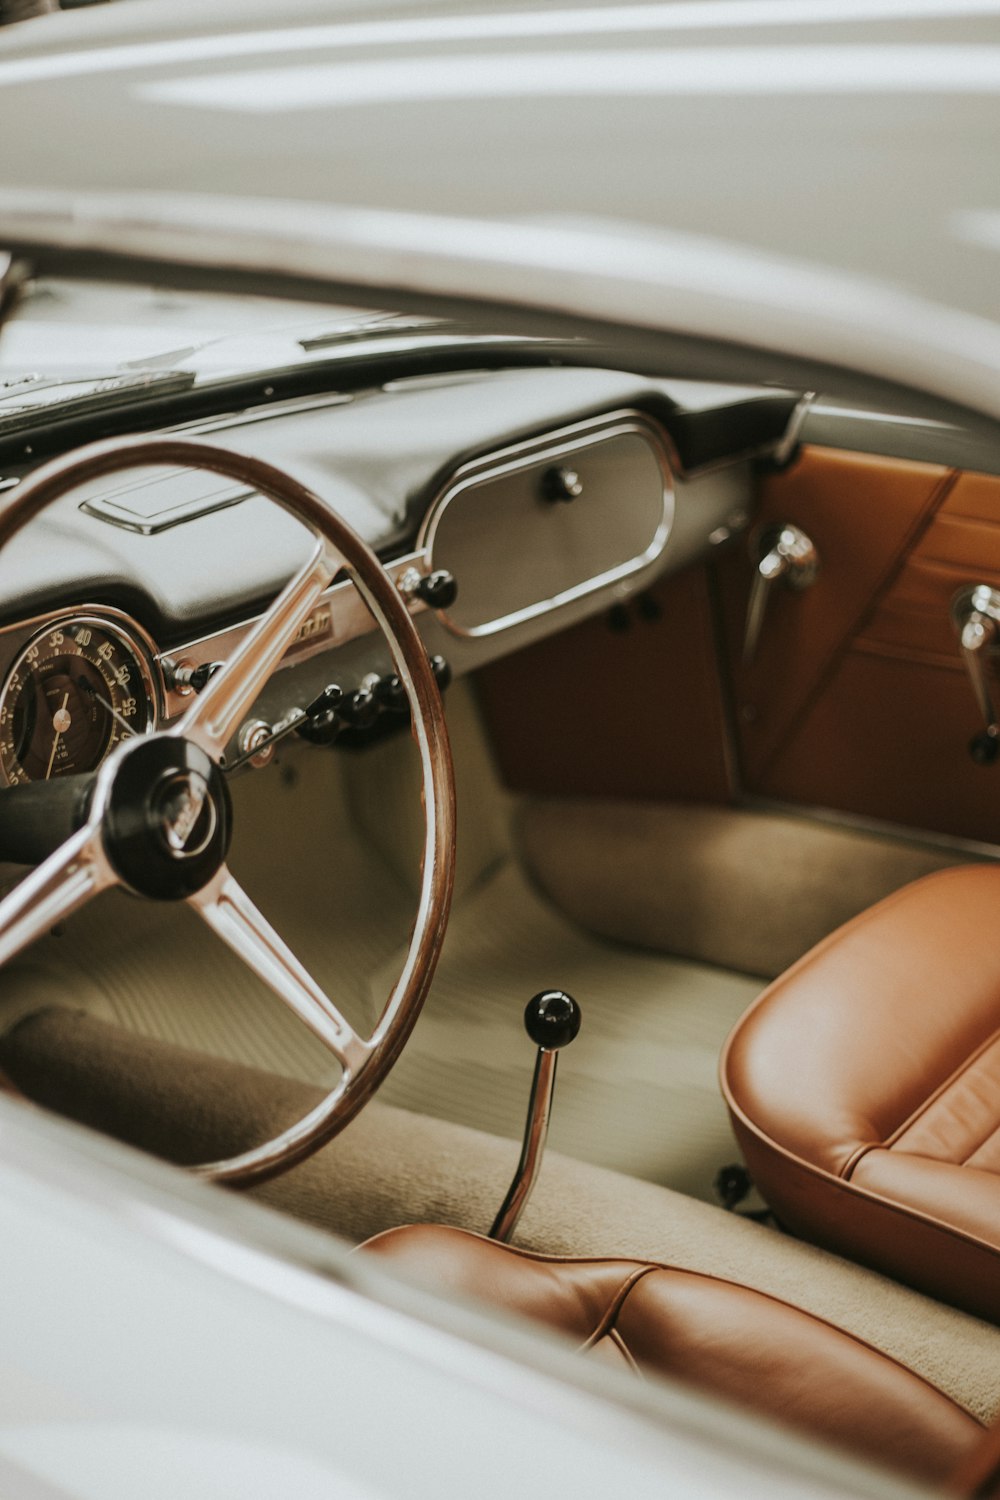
[951,584,1000,763]
[743,522,819,665]
[490,990,581,1243]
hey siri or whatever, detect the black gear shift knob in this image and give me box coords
[524,990,581,1050]
[491,990,582,1241]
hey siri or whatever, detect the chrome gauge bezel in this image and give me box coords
[0,607,161,787]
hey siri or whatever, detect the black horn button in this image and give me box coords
[102,737,232,900]
[155,771,217,859]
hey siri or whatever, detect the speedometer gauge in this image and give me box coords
[0,616,156,785]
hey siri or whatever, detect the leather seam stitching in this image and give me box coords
[360,1227,987,1422]
[587,1257,985,1421]
[356,1227,649,1274]
[959,1115,1000,1168]
[720,864,995,1049]
[603,1327,642,1376]
[881,1025,1000,1152]
[841,1141,880,1180]
[726,1111,1000,1259]
[579,1264,659,1351]
[718,872,1000,1156]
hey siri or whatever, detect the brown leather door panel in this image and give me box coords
[477,564,732,803]
[755,651,1000,842]
[717,446,955,785]
[725,449,1000,843]
[478,443,1000,843]
[862,475,1000,659]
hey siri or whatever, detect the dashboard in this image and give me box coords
[0,364,798,789]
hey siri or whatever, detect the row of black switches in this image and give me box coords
[296,655,451,747]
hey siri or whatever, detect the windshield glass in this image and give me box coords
[0,277,443,411]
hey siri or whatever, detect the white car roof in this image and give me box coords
[0,0,998,416]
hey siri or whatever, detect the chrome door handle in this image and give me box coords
[743,523,820,665]
[951,584,1000,762]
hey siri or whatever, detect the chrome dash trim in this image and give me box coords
[417,410,675,640]
[159,550,426,720]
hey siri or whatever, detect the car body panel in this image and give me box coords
[0,1096,911,1500]
[0,5,994,1498]
[0,1,999,420]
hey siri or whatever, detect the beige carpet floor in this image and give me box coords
[373,860,760,1199]
[3,1007,997,1426]
[1,680,976,1206]
[2,683,998,1423]
[0,732,762,1203]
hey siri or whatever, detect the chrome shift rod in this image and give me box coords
[490,990,581,1243]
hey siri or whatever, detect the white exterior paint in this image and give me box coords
[0,4,989,1495]
[0,0,998,418]
[0,1099,911,1500]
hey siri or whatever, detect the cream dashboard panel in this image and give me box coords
[0,408,751,778]
[164,410,750,721]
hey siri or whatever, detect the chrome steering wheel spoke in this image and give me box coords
[0,433,456,1188]
[190,866,369,1076]
[0,821,116,970]
[176,537,337,762]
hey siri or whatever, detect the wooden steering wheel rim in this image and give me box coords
[0,434,456,1187]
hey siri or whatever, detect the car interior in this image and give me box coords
[0,275,998,1493]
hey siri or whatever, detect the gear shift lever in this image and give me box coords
[490,990,581,1243]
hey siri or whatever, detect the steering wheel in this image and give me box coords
[0,435,456,1187]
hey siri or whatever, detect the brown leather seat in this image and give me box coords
[721,864,1000,1325]
[361,1223,985,1484]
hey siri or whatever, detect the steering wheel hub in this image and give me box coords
[0,432,455,1186]
[100,736,232,900]
[156,770,217,859]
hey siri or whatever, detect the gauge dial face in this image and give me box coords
[0,618,155,785]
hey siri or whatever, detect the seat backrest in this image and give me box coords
[360,1223,984,1486]
[721,865,1000,1323]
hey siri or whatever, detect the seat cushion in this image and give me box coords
[720,864,1000,1324]
[360,1223,984,1484]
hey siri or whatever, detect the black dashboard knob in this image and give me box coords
[416,569,458,610]
[305,683,344,718]
[542,466,583,503]
[969,728,1000,765]
[523,990,581,1050]
[374,672,409,712]
[296,683,344,744]
[341,685,379,729]
[429,654,452,692]
[167,659,223,694]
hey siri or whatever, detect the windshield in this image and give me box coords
[0,278,451,421]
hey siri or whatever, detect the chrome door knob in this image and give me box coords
[951,583,1000,761]
[743,523,820,665]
